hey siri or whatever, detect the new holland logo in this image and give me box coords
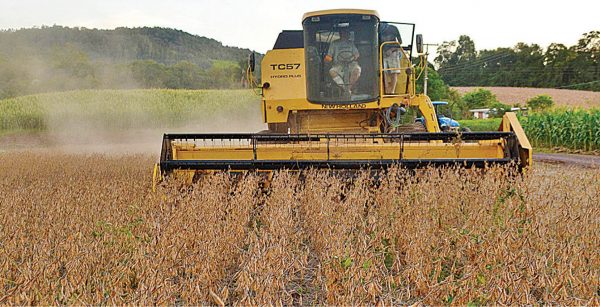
[321,104,367,109]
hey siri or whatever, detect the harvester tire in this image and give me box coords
[268,123,289,134]
[396,122,427,132]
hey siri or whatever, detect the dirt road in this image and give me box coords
[534,153,600,168]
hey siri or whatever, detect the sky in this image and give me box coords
[1,0,598,58]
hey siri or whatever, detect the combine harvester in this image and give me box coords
[153,9,531,187]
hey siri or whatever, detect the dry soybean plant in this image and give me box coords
[0,153,598,305]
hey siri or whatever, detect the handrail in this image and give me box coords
[379,41,413,98]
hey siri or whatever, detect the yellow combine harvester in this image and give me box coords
[153,9,532,187]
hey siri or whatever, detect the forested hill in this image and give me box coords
[0,26,254,99]
[0,26,250,68]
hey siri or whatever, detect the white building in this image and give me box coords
[469,108,491,119]
[469,107,527,119]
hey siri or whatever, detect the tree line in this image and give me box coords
[435,31,600,91]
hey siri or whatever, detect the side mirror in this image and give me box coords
[416,34,423,54]
[248,52,256,72]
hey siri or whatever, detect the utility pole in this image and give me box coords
[423,43,438,96]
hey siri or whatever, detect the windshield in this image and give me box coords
[303,14,379,104]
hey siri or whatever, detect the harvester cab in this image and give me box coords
[153,9,532,188]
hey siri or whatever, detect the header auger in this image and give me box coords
[153,9,532,188]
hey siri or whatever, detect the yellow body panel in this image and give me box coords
[291,109,374,133]
[261,49,307,101]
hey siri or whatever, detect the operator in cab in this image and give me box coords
[324,28,361,96]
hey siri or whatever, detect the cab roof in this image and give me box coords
[302,9,380,21]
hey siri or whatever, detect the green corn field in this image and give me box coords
[460,110,600,152]
[524,109,600,151]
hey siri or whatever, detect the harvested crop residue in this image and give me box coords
[453,86,600,108]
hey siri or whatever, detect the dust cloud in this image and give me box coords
[44,110,265,156]
[2,91,266,156]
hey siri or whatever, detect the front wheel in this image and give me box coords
[268,123,289,134]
